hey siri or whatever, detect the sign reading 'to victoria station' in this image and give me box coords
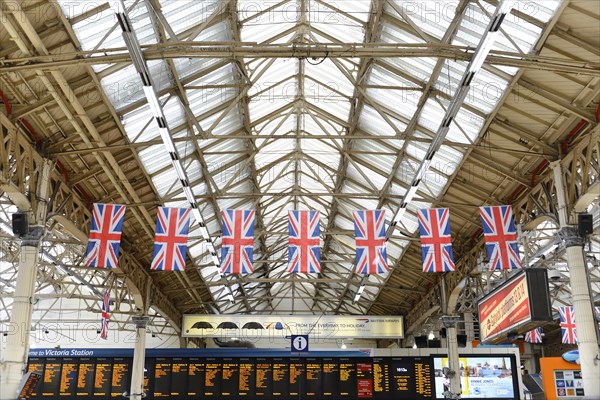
[478,269,552,344]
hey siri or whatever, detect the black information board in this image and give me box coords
[26,355,441,399]
[93,358,112,397]
[41,358,61,397]
[59,357,78,397]
[26,358,45,398]
[110,358,130,398]
[77,358,95,397]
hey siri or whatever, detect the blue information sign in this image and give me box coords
[291,335,309,352]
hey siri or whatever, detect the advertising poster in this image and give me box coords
[183,314,404,339]
[479,273,531,342]
[554,370,585,397]
[434,356,516,399]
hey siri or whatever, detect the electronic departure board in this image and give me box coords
[77,358,95,397]
[25,353,480,400]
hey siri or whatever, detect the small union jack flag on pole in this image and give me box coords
[479,205,522,270]
[524,327,542,344]
[353,210,388,275]
[150,207,191,271]
[100,290,110,340]
[417,208,455,273]
[288,210,321,274]
[221,210,255,275]
[84,203,126,269]
[559,306,577,344]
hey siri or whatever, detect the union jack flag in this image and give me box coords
[479,205,522,270]
[100,290,110,340]
[84,203,126,269]
[417,208,455,273]
[353,210,388,275]
[150,207,191,271]
[559,306,577,345]
[221,210,255,275]
[288,210,321,274]
[524,327,542,344]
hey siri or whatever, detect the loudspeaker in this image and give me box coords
[457,334,468,348]
[440,328,447,339]
[414,336,428,348]
[428,339,441,348]
[578,214,593,236]
[12,212,28,237]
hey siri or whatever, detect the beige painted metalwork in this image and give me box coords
[0,0,598,356]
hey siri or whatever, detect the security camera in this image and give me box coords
[547,269,561,280]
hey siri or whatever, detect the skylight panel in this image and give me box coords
[160,0,225,38]
[385,1,456,41]
[365,87,418,124]
[122,105,157,143]
[359,104,404,137]
[239,1,297,43]
[346,162,388,190]
[138,145,172,175]
[514,0,561,24]
[151,168,179,197]
[305,59,354,96]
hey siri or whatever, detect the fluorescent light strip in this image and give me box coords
[388,0,514,235]
[116,11,223,275]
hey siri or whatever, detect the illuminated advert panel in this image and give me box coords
[182,315,403,339]
[478,269,552,344]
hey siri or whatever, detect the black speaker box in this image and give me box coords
[414,336,428,348]
[457,334,468,348]
[12,212,28,237]
[578,214,593,236]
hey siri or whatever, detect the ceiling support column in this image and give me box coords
[128,316,149,400]
[0,159,53,400]
[552,161,600,400]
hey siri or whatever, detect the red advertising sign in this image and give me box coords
[479,272,531,342]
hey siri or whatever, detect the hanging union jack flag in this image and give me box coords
[84,203,126,269]
[150,207,191,271]
[288,210,321,274]
[353,210,388,275]
[524,327,542,344]
[417,208,455,273]
[559,306,577,345]
[100,290,110,340]
[479,205,522,270]
[221,210,255,275]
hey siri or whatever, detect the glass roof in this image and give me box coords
[55,0,564,313]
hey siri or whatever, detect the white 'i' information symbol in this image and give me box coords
[292,336,308,351]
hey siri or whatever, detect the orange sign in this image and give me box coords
[479,273,531,342]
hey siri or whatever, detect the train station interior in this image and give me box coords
[0,0,599,399]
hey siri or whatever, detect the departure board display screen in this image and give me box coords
[59,358,78,396]
[93,358,112,397]
[238,358,255,398]
[254,358,272,399]
[77,359,95,397]
[26,358,44,398]
[153,358,171,397]
[26,353,517,400]
[110,358,130,397]
[41,358,61,397]
[170,358,188,397]
[187,358,204,398]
